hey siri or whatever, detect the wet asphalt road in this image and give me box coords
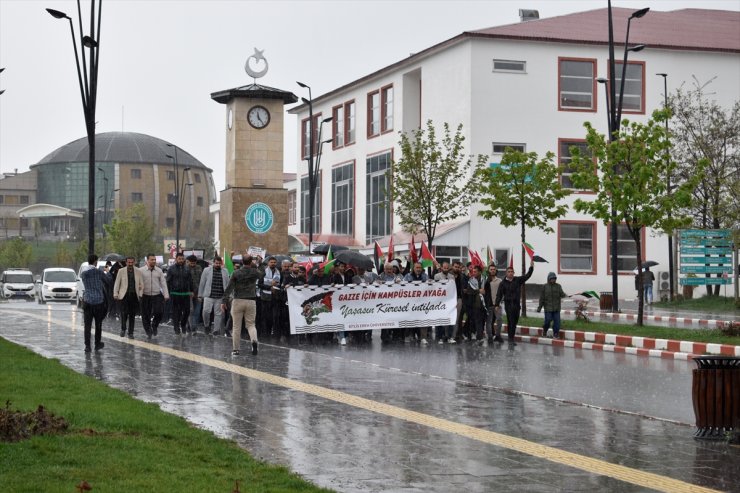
[1,300,738,493]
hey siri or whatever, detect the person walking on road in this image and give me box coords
[113,256,143,338]
[483,264,504,343]
[199,256,230,336]
[167,252,194,335]
[642,267,656,305]
[495,259,534,346]
[222,255,261,356]
[537,272,567,339]
[187,255,204,333]
[140,254,169,338]
[80,254,112,352]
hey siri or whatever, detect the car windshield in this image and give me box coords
[5,273,33,283]
[45,271,76,283]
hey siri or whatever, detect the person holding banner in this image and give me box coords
[404,262,430,344]
[221,255,261,356]
[495,259,534,346]
[331,262,350,345]
[378,261,403,342]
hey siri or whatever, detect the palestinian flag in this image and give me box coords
[486,246,493,268]
[323,246,334,275]
[578,290,600,299]
[409,235,419,264]
[224,248,235,275]
[387,236,394,264]
[374,241,384,272]
[522,242,548,263]
[420,241,436,269]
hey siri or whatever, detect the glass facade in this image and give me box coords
[36,162,114,211]
[366,152,391,244]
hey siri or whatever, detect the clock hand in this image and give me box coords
[257,114,264,124]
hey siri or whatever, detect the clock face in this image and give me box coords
[248,105,270,129]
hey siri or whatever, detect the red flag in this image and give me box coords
[409,235,419,264]
[469,249,485,269]
[387,236,394,263]
[373,241,384,272]
[420,241,436,269]
[300,259,313,281]
[508,253,514,269]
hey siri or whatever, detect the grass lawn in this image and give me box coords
[518,316,740,346]
[653,295,739,314]
[0,338,333,493]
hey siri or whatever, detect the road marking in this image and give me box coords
[7,308,721,493]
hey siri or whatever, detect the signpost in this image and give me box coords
[678,229,734,287]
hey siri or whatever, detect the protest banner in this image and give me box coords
[247,246,267,258]
[287,280,457,334]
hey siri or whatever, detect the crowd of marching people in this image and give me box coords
[79,248,564,356]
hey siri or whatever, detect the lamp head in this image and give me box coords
[628,44,646,53]
[630,7,650,19]
[82,36,98,48]
[322,116,333,123]
[656,72,667,78]
[0,90,4,96]
[296,81,309,89]
[323,138,333,144]
[595,77,608,84]
[0,68,5,74]
[165,154,174,160]
[301,97,311,106]
[46,8,70,19]
[183,167,191,172]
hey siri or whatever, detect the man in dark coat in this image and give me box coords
[495,259,534,345]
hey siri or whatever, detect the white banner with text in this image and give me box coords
[287,280,457,334]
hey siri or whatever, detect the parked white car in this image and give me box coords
[37,268,78,304]
[0,268,35,300]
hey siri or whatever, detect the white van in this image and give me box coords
[0,268,35,300]
[37,268,78,304]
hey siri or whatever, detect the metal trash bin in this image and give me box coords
[599,292,613,311]
[692,356,740,439]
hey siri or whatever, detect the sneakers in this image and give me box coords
[340,337,347,346]
[252,341,258,355]
[152,327,158,337]
[420,338,428,345]
[119,330,125,337]
[448,338,457,344]
[84,345,92,353]
[94,342,105,351]
[231,349,240,356]
[438,339,444,345]
[494,336,504,343]
[127,334,134,339]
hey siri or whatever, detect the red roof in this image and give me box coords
[469,8,740,53]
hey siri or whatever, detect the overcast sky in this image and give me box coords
[1,0,738,191]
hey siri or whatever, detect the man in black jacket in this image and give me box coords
[166,252,194,335]
[495,259,534,345]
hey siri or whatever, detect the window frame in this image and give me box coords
[609,60,646,115]
[365,149,393,244]
[345,100,356,145]
[166,170,175,181]
[367,90,381,138]
[492,143,526,154]
[300,172,322,235]
[332,104,345,149]
[381,84,394,134]
[493,59,527,73]
[131,192,143,203]
[165,217,175,228]
[288,190,297,226]
[558,138,595,193]
[301,113,322,160]
[131,168,142,179]
[558,220,597,275]
[196,196,204,207]
[606,223,646,275]
[558,57,597,112]
[331,160,355,236]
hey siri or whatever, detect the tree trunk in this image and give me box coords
[520,221,527,317]
[635,232,644,327]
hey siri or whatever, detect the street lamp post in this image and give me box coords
[166,145,191,254]
[47,2,102,256]
[606,1,649,313]
[296,81,316,250]
[0,67,5,95]
[97,167,108,236]
[656,72,674,301]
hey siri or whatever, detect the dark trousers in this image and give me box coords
[141,294,164,334]
[120,293,139,335]
[83,302,106,348]
[171,295,191,333]
[279,303,290,338]
[504,302,520,340]
[258,299,275,336]
[543,311,562,337]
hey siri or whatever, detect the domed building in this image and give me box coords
[28,131,216,245]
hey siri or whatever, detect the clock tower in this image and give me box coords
[211,49,297,256]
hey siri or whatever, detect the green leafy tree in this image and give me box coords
[0,237,33,271]
[569,109,701,325]
[390,120,488,250]
[104,204,159,262]
[669,78,740,295]
[477,149,571,316]
[52,242,75,269]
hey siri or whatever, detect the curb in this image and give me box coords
[516,325,740,361]
[557,309,735,328]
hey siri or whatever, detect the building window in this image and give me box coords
[366,151,392,244]
[613,60,645,113]
[381,85,393,133]
[288,190,297,226]
[435,246,470,266]
[167,194,177,204]
[195,220,202,230]
[194,173,202,183]
[131,192,143,203]
[197,196,204,207]
[166,170,175,181]
[165,217,175,228]
[332,104,345,148]
[131,169,141,179]
[559,58,596,111]
[332,162,354,236]
[300,175,320,235]
[493,59,526,73]
[0,218,4,228]
[607,223,646,274]
[559,139,591,189]
[346,101,356,145]
[301,114,321,160]
[20,218,29,228]
[19,195,29,205]
[367,90,380,138]
[492,143,526,154]
[0,195,3,204]
[559,221,596,274]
